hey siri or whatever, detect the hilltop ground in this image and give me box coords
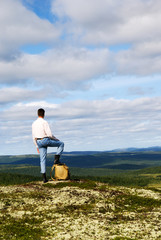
[1,180,161,240]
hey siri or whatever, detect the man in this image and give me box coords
[32,108,64,183]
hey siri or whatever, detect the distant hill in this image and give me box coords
[0,146,161,170]
[110,146,161,152]
[62,151,102,155]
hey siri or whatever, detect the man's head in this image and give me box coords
[38,108,45,118]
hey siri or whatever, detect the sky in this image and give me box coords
[1,0,161,155]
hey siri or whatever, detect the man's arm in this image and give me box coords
[32,124,40,154]
[44,121,59,141]
[33,138,40,154]
[50,135,59,141]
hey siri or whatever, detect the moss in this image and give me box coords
[25,191,51,200]
[114,193,161,212]
[0,216,43,240]
[0,177,161,239]
[147,187,161,193]
[55,203,95,216]
[114,237,137,240]
[99,207,106,214]
[98,184,107,191]
[44,180,97,190]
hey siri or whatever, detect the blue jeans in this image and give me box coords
[37,138,64,174]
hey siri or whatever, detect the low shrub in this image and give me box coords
[0,173,41,186]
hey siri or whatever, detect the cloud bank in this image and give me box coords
[0,0,161,154]
[1,97,161,154]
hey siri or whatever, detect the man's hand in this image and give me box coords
[37,148,40,154]
[54,138,59,141]
[51,136,59,141]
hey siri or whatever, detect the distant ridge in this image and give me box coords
[1,146,161,170]
[48,146,161,155]
[63,146,161,154]
[109,146,161,152]
[1,146,161,157]
[53,151,102,155]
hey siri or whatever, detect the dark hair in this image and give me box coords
[38,108,45,117]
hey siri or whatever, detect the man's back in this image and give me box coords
[32,117,52,140]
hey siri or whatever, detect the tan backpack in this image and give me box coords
[50,164,70,181]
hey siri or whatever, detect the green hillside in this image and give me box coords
[1,149,161,188]
[1,150,161,170]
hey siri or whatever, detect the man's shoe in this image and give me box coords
[42,173,48,183]
[54,155,61,164]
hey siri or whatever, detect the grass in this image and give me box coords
[0,170,158,188]
[0,165,42,177]
[114,193,161,213]
[0,216,43,240]
[25,191,51,200]
[0,172,41,186]
[1,160,161,189]
[55,203,95,216]
[70,174,152,187]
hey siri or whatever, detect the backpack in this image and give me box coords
[50,164,70,181]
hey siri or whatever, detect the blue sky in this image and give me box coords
[22,0,55,22]
[1,0,161,155]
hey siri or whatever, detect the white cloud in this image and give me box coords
[1,0,161,155]
[0,87,47,104]
[116,41,161,75]
[127,86,154,96]
[1,97,161,154]
[52,0,161,45]
[0,0,59,60]
[50,0,161,76]
[0,0,160,89]
[0,86,68,106]
[0,47,110,89]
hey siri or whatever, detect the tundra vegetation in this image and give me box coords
[1,151,161,239]
[0,172,161,239]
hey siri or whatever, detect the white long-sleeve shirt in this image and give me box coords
[32,117,53,147]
